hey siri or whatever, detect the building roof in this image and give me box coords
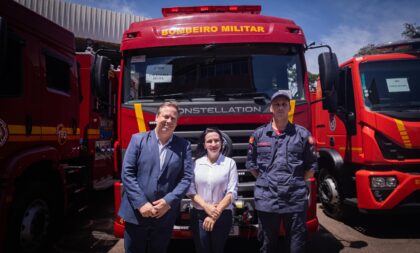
[15,0,148,45]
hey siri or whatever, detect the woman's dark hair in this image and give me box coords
[195,127,224,158]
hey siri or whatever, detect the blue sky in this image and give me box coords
[66,0,420,73]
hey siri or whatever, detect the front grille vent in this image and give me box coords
[375,132,420,160]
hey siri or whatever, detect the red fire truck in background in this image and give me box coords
[0,1,117,252]
[76,51,118,190]
[112,5,325,238]
[312,39,420,219]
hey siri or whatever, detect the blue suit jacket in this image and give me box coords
[118,131,193,225]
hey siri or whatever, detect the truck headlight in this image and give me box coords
[385,177,398,188]
[370,176,398,188]
[370,176,398,202]
[371,177,385,188]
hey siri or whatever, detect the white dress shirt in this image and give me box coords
[187,154,238,210]
[155,131,173,171]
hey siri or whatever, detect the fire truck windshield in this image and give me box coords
[360,59,420,112]
[122,43,304,103]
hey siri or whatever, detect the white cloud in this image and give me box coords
[304,0,420,74]
[305,21,410,74]
[305,26,371,74]
[100,1,151,17]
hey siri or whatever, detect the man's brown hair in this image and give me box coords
[157,102,179,115]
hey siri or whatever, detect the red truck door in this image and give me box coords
[39,49,79,156]
[0,16,42,164]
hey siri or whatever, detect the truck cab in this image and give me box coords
[113,5,319,238]
[0,1,117,251]
[313,39,420,218]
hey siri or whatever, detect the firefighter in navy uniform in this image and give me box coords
[246,90,317,253]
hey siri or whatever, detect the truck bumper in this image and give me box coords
[113,179,319,239]
[114,218,125,238]
[115,217,318,239]
[171,217,319,239]
[356,169,420,211]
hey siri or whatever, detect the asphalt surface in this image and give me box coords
[48,188,118,253]
[48,188,420,253]
[313,205,420,253]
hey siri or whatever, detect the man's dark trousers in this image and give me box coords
[124,220,173,253]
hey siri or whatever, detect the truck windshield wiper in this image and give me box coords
[391,102,420,110]
[143,93,192,101]
[370,103,393,110]
[371,101,420,111]
[225,91,271,100]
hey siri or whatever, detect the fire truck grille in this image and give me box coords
[175,123,261,167]
[375,132,420,160]
[174,123,261,195]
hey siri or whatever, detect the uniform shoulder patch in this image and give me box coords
[249,136,254,144]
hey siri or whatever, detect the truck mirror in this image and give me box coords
[324,91,337,113]
[346,112,356,135]
[93,55,111,102]
[318,52,339,113]
[318,52,339,93]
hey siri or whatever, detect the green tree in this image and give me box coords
[354,43,380,56]
[356,23,420,56]
[402,23,420,39]
[308,72,319,92]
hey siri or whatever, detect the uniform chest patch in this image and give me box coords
[257,142,271,147]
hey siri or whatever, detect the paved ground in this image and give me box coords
[49,188,420,253]
[312,205,420,253]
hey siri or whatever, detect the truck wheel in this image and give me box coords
[221,131,233,157]
[318,169,346,219]
[6,181,59,253]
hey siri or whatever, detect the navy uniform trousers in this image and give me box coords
[258,210,307,253]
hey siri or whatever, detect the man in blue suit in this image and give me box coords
[118,102,193,253]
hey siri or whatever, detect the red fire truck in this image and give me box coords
[313,39,420,218]
[112,5,321,238]
[0,1,117,252]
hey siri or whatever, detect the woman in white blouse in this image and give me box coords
[187,128,238,253]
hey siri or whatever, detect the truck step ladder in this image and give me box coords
[63,165,89,213]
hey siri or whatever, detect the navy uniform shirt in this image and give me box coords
[246,122,317,214]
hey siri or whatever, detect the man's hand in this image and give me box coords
[138,202,157,218]
[204,203,220,220]
[203,216,215,232]
[250,169,259,178]
[304,169,315,181]
[152,198,171,218]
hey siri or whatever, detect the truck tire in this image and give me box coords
[318,168,347,220]
[6,181,60,253]
[221,131,233,157]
